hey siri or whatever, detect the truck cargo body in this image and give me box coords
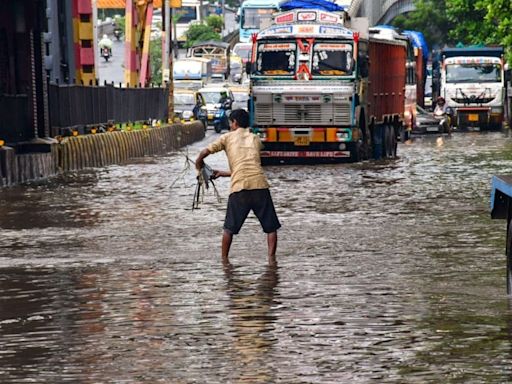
[173,57,212,90]
[249,9,406,164]
[440,47,505,130]
[369,26,415,137]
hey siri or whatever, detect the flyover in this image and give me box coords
[348,0,416,26]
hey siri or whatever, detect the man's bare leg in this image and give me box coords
[222,230,233,263]
[267,231,277,266]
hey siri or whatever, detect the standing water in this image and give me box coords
[1,131,512,382]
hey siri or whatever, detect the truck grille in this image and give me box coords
[254,102,351,126]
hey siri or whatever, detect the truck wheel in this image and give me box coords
[391,125,397,158]
[214,123,222,133]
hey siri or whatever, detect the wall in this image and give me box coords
[0,121,204,187]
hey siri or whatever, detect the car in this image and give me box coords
[228,86,250,111]
[198,86,235,125]
[412,105,442,134]
[173,89,207,128]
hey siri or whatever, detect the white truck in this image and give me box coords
[440,46,505,130]
[173,57,212,90]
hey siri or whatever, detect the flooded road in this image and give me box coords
[2,131,512,382]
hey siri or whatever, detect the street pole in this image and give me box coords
[163,0,170,82]
[221,0,225,34]
[165,0,175,123]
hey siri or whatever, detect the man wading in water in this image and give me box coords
[195,109,281,266]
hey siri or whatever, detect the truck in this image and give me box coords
[172,0,206,47]
[187,41,231,81]
[173,57,212,90]
[247,6,407,164]
[439,46,505,130]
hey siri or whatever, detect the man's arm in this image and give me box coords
[195,148,211,171]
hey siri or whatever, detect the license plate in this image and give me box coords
[208,114,214,120]
[468,114,479,122]
[426,126,439,132]
[294,136,310,146]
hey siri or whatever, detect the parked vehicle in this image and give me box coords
[248,4,407,164]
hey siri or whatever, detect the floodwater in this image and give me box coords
[1,130,512,383]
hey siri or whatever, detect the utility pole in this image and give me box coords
[165,0,175,123]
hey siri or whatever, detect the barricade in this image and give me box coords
[0,122,204,187]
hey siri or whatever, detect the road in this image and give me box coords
[1,131,512,382]
[97,9,236,86]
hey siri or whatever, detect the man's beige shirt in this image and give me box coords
[207,128,269,193]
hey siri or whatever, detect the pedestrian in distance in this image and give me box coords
[195,109,281,266]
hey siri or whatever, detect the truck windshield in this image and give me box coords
[446,64,502,83]
[255,42,296,76]
[312,43,353,76]
[242,8,274,29]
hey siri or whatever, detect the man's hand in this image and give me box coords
[195,148,210,171]
[211,170,231,179]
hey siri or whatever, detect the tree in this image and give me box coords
[446,0,512,61]
[206,15,223,33]
[184,24,221,48]
[149,39,163,85]
[391,0,512,62]
[391,0,454,50]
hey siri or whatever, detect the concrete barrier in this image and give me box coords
[0,121,205,187]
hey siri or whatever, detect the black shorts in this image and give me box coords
[224,189,281,235]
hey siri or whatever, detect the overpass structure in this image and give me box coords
[348,0,416,26]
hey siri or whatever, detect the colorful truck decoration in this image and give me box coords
[248,8,407,164]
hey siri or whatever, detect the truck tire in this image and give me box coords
[214,123,222,133]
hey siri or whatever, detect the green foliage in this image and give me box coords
[114,15,125,32]
[149,39,163,86]
[184,24,221,48]
[391,0,454,49]
[206,15,224,33]
[391,0,512,62]
[446,0,512,62]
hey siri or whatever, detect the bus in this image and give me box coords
[238,0,281,43]
[171,0,206,46]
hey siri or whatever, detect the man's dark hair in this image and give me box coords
[229,109,249,128]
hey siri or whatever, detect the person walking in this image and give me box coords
[195,109,281,266]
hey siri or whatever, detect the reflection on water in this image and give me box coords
[223,263,279,383]
[1,132,512,382]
